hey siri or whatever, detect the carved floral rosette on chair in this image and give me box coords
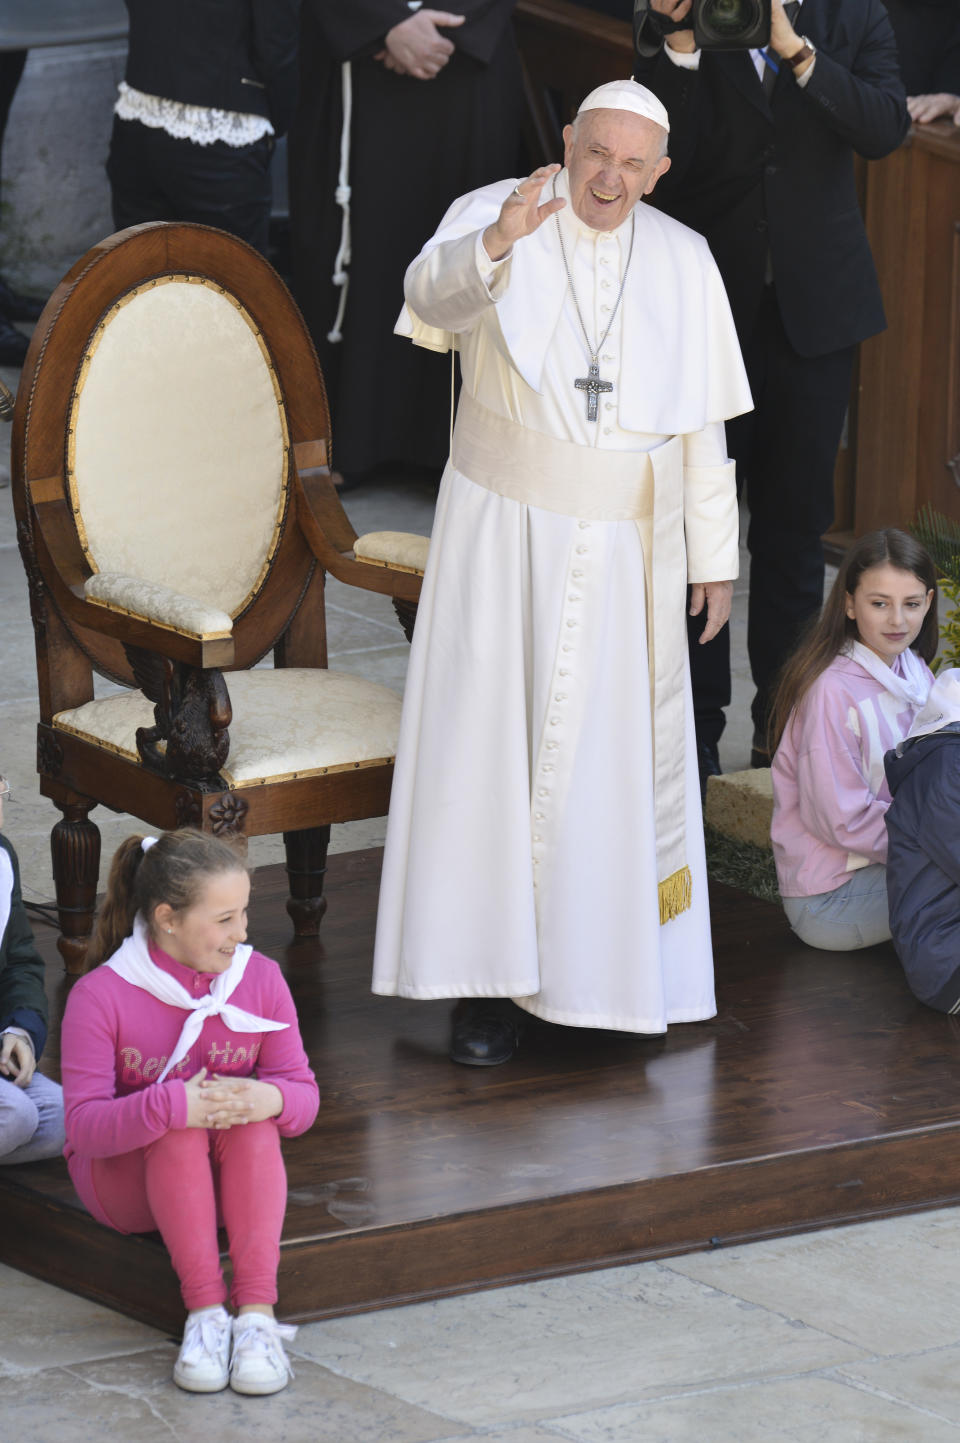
[11,222,430,972]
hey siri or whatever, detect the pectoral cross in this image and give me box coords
[574,360,613,423]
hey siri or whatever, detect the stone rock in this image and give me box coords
[704,767,774,850]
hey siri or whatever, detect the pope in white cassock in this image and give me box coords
[372,79,753,1066]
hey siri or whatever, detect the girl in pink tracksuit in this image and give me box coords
[769,529,938,951]
[61,829,318,1397]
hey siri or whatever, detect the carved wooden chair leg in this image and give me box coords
[51,800,102,975]
[283,825,331,936]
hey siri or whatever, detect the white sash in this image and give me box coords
[105,914,288,1083]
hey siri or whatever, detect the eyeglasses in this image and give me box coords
[0,778,10,803]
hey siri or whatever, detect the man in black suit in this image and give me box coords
[634,0,907,779]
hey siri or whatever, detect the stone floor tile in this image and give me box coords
[327,575,414,632]
[838,1344,960,1426]
[327,643,414,694]
[664,1210,960,1355]
[293,1265,868,1427]
[0,546,36,688]
[64,1345,458,1443]
[0,1262,163,1370]
[339,480,437,542]
[327,596,410,654]
[0,1365,187,1443]
[431,1431,575,1443]
[549,1374,960,1442]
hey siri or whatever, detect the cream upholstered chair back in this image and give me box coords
[69,276,288,617]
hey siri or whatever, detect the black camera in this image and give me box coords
[634,0,771,54]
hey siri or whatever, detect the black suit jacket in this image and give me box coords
[124,0,300,137]
[634,0,908,357]
[884,0,960,94]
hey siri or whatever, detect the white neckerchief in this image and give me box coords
[845,640,931,710]
[0,844,13,949]
[105,914,288,1083]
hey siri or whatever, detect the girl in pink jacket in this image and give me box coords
[61,829,318,1397]
[769,529,938,951]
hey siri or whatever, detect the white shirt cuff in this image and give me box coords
[665,44,701,70]
[476,229,511,277]
[475,229,511,300]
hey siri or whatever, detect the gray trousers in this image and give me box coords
[781,863,891,952]
[0,1071,65,1164]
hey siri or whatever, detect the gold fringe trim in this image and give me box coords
[658,865,692,925]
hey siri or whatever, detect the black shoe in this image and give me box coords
[0,314,28,367]
[450,999,522,1067]
[697,739,721,805]
[0,273,45,323]
[750,729,772,769]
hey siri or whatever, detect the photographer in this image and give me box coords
[634,0,907,788]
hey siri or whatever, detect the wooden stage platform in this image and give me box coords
[3,849,960,1334]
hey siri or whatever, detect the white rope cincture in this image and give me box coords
[327,60,353,344]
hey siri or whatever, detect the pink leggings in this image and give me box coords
[88,1122,287,1311]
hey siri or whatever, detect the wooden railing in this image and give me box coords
[515,0,634,165]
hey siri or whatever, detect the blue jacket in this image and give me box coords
[884,722,960,1011]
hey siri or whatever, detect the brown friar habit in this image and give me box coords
[288,0,523,481]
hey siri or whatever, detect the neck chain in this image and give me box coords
[553,176,635,422]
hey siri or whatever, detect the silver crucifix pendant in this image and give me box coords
[574,359,613,422]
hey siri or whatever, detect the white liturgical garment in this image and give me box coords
[373,169,752,1033]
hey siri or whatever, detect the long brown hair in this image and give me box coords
[767,528,939,755]
[87,828,248,967]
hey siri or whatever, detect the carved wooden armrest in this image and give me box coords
[354,531,429,577]
[72,573,235,669]
[85,573,233,639]
[294,469,423,603]
[72,577,236,788]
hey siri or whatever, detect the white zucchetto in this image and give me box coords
[577,78,670,134]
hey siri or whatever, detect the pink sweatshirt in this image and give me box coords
[771,649,933,899]
[62,941,318,1222]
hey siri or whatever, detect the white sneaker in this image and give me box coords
[173,1306,232,1393]
[229,1313,297,1396]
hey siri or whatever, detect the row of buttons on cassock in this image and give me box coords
[531,521,594,885]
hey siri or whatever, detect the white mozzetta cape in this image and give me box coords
[374,173,751,1033]
[397,172,751,439]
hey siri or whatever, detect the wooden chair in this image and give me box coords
[11,222,429,973]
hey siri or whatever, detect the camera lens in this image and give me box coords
[698,0,762,39]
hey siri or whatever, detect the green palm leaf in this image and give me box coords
[912,505,960,586]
